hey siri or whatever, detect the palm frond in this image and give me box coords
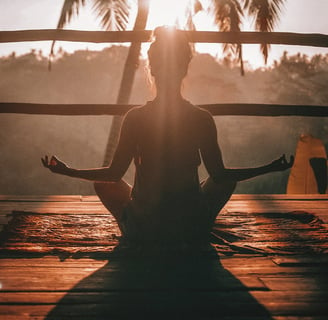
[57,0,86,29]
[183,0,202,30]
[185,10,196,31]
[182,1,202,53]
[213,0,244,74]
[49,0,85,69]
[245,0,285,63]
[194,0,203,14]
[213,0,243,32]
[93,0,130,31]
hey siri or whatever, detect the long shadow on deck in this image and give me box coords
[46,253,272,320]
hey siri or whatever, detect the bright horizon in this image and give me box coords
[0,0,327,68]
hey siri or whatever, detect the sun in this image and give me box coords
[147,0,193,29]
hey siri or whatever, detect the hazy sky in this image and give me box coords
[0,0,327,67]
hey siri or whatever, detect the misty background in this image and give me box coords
[1,47,327,195]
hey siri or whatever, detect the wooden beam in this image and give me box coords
[0,29,153,44]
[0,30,328,47]
[0,103,134,116]
[1,102,328,117]
[203,104,328,117]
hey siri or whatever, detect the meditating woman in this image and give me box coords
[42,27,293,248]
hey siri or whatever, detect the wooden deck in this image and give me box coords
[0,194,327,319]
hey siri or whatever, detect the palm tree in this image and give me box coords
[213,0,285,74]
[51,0,149,166]
[101,0,149,166]
[52,0,286,164]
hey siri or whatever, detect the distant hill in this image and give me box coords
[1,47,327,194]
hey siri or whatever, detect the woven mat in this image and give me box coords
[0,210,327,256]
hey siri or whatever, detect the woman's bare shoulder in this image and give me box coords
[188,103,214,124]
[124,102,150,120]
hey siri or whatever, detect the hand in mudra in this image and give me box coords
[41,155,69,174]
[270,154,294,172]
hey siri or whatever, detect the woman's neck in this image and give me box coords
[154,81,184,105]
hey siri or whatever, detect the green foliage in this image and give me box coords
[270,52,328,105]
[266,52,328,153]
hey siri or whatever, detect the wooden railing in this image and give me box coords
[1,30,328,47]
[1,102,328,117]
[1,30,328,117]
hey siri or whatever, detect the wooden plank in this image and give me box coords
[1,290,328,305]
[0,195,327,202]
[274,317,328,320]
[82,196,102,202]
[1,102,328,117]
[223,207,328,222]
[230,194,328,201]
[0,202,109,214]
[264,302,328,316]
[225,200,328,209]
[0,305,259,320]
[1,256,295,271]
[272,256,328,266]
[1,301,327,318]
[0,191,327,320]
[0,300,271,319]
[251,290,328,302]
[0,305,54,320]
[224,205,328,215]
[1,266,106,274]
[8,208,110,215]
[0,194,326,202]
[0,271,266,291]
[0,258,108,268]
[221,256,278,269]
[226,200,328,206]
[1,197,327,213]
[259,277,328,291]
[0,255,327,319]
[225,266,328,276]
[0,195,82,202]
[1,286,328,314]
[0,202,103,210]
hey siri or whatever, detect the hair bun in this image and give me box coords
[148,26,192,71]
[153,26,178,41]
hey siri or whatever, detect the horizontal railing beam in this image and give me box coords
[1,103,328,117]
[0,30,328,47]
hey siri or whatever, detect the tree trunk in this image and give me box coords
[102,0,150,166]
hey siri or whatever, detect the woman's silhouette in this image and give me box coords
[42,27,293,248]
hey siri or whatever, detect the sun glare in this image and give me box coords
[146,0,275,69]
[148,0,192,29]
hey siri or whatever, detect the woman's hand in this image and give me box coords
[41,155,69,175]
[269,154,294,172]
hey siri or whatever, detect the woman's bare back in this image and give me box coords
[128,99,209,204]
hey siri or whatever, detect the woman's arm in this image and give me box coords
[41,110,137,182]
[218,154,294,182]
[41,155,126,182]
[199,111,294,183]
